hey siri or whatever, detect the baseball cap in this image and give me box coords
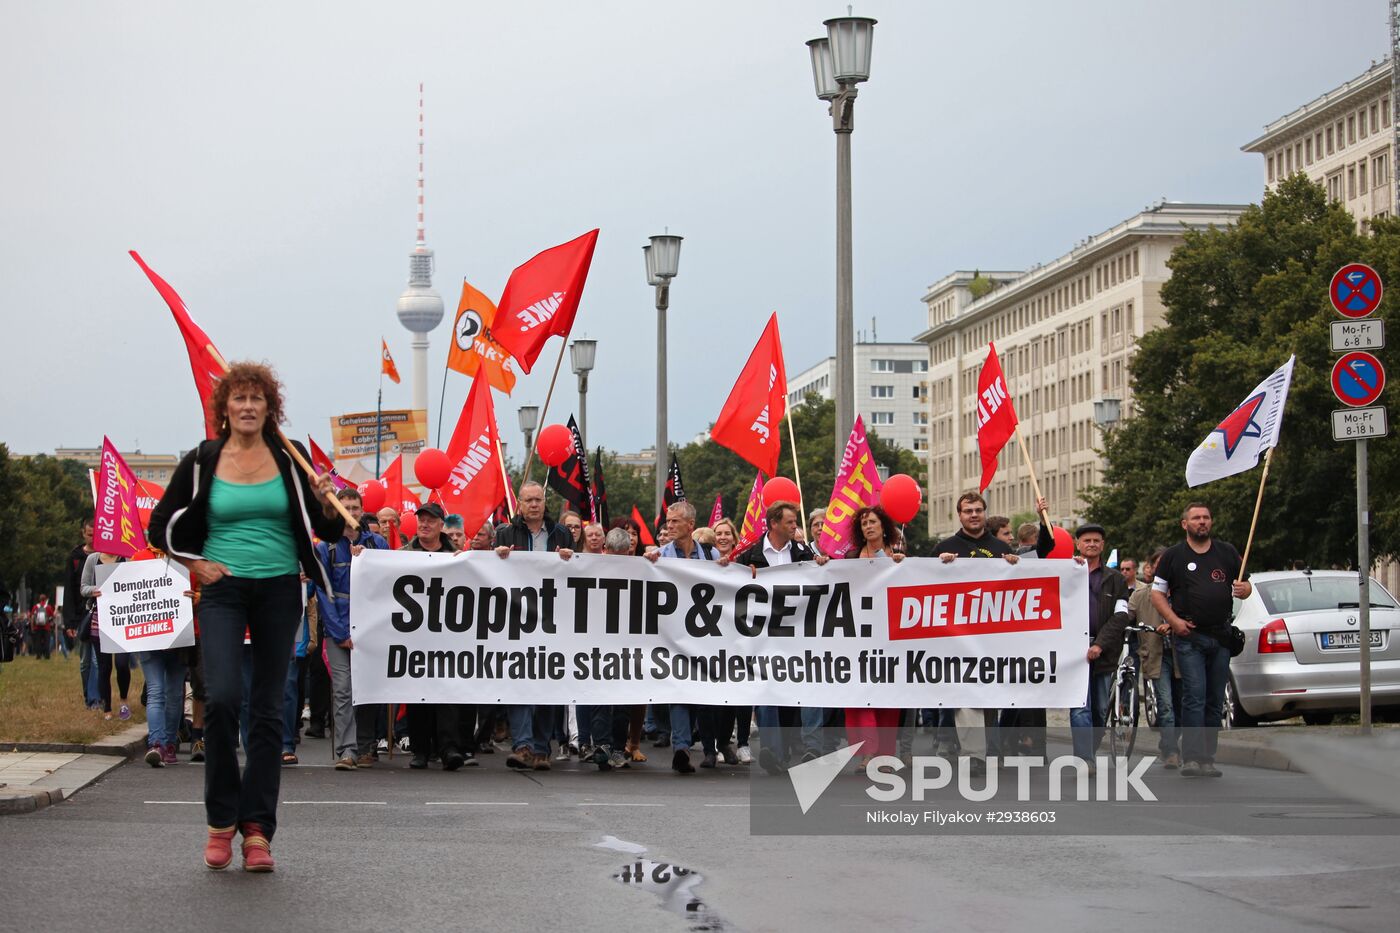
[416,502,447,521]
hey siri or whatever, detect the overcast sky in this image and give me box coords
[1,1,1389,466]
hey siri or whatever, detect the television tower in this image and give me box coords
[395,82,445,417]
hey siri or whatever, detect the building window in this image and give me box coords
[1349,166,1357,200]
[1375,152,1389,188]
[1385,98,1392,127]
[871,359,895,373]
[871,385,894,399]
[912,439,929,452]
[1327,171,1342,202]
[1361,160,1368,194]
[871,411,895,425]
[1305,137,1313,164]
[1348,115,1356,145]
[1327,126,1335,154]
[912,411,929,425]
[1316,131,1324,159]
[914,360,928,372]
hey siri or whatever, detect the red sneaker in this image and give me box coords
[204,825,237,870]
[239,822,275,873]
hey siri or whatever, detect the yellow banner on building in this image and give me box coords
[329,409,428,460]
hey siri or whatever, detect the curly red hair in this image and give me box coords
[210,361,286,438]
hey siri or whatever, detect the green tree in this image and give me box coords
[1084,176,1398,568]
[967,269,995,300]
[0,446,91,600]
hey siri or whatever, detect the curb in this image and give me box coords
[1043,727,1300,772]
[2,724,148,758]
[0,788,66,815]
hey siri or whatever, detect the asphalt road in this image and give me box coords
[2,737,1399,933]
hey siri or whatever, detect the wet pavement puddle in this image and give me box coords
[596,837,728,930]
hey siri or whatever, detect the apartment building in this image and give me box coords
[1242,59,1395,228]
[914,203,1247,537]
[53,447,181,485]
[788,342,931,462]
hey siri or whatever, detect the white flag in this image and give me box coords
[1185,355,1295,487]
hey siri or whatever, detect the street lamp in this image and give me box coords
[645,234,682,515]
[570,338,597,453]
[808,14,876,469]
[517,404,540,480]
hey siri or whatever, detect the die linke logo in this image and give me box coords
[975,375,1009,428]
[448,432,494,495]
[514,292,566,331]
[750,364,779,444]
[125,618,175,640]
[887,578,1062,640]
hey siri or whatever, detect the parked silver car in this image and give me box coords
[1226,570,1400,726]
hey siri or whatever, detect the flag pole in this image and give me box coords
[1012,425,1051,527]
[521,338,569,485]
[435,353,452,448]
[1238,446,1274,581]
[375,363,384,478]
[495,437,515,520]
[784,402,807,525]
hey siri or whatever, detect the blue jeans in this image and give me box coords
[1176,631,1230,764]
[80,640,99,707]
[139,649,188,748]
[643,703,670,739]
[755,706,827,761]
[506,704,551,756]
[198,574,302,838]
[282,653,308,754]
[1070,671,1112,761]
[669,704,718,756]
[1152,646,1180,756]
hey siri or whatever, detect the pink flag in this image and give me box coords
[94,437,148,558]
[708,493,723,528]
[733,472,767,554]
[818,416,884,558]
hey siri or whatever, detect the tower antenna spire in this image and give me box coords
[416,81,426,249]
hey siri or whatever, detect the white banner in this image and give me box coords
[349,551,1090,707]
[95,561,195,654]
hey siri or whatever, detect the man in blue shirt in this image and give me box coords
[646,501,722,772]
[314,487,389,770]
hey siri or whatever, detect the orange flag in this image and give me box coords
[129,251,228,439]
[381,338,401,384]
[447,279,517,394]
[711,313,787,477]
[442,374,507,539]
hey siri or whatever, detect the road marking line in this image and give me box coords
[574,802,664,807]
[144,800,202,805]
[425,801,529,806]
[703,803,750,807]
[283,800,387,805]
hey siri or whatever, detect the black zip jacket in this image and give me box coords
[733,536,817,568]
[494,513,572,552]
[147,436,345,593]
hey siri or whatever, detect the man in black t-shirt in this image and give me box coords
[1151,502,1252,777]
[935,492,1021,775]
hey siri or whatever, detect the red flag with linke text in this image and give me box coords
[491,230,599,375]
[711,313,787,478]
[976,343,1019,493]
[442,375,507,540]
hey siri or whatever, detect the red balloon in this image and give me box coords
[536,423,575,467]
[762,477,801,508]
[359,480,386,514]
[1048,525,1074,559]
[414,448,452,490]
[398,510,419,539]
[880,473,922,524]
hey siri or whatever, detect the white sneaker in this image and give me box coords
[737,745,752,764]
[397,736,412,753]
[376,738,389,753]
[554,745,571,761]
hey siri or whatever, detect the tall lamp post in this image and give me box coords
[517,404,539,482]
[570,338,597,453]
[645,235,682,516]
[808,15,876,469]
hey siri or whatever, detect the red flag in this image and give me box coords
[711,313,787,477]
[135,479,164,531]
[492,230,599,374]
[708,493,723,528]
[94,438,148,558]
[381,339,401,384]
[442,375,507,540]
[308,436,351,490]
[976,343,1019,492]
[380,456,420,514]
[129,251,228,439]
[631,505,656,547]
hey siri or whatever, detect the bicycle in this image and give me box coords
[1105,623,1155,759]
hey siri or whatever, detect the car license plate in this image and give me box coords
[1320,631,1384,649]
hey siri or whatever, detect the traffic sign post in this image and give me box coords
[1328,263,1385,733]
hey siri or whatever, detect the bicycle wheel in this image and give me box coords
[1107,668,1140,759]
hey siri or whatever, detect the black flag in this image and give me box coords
[663,453,686,507]
[546,415,591,518]
[591,447,609,526]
